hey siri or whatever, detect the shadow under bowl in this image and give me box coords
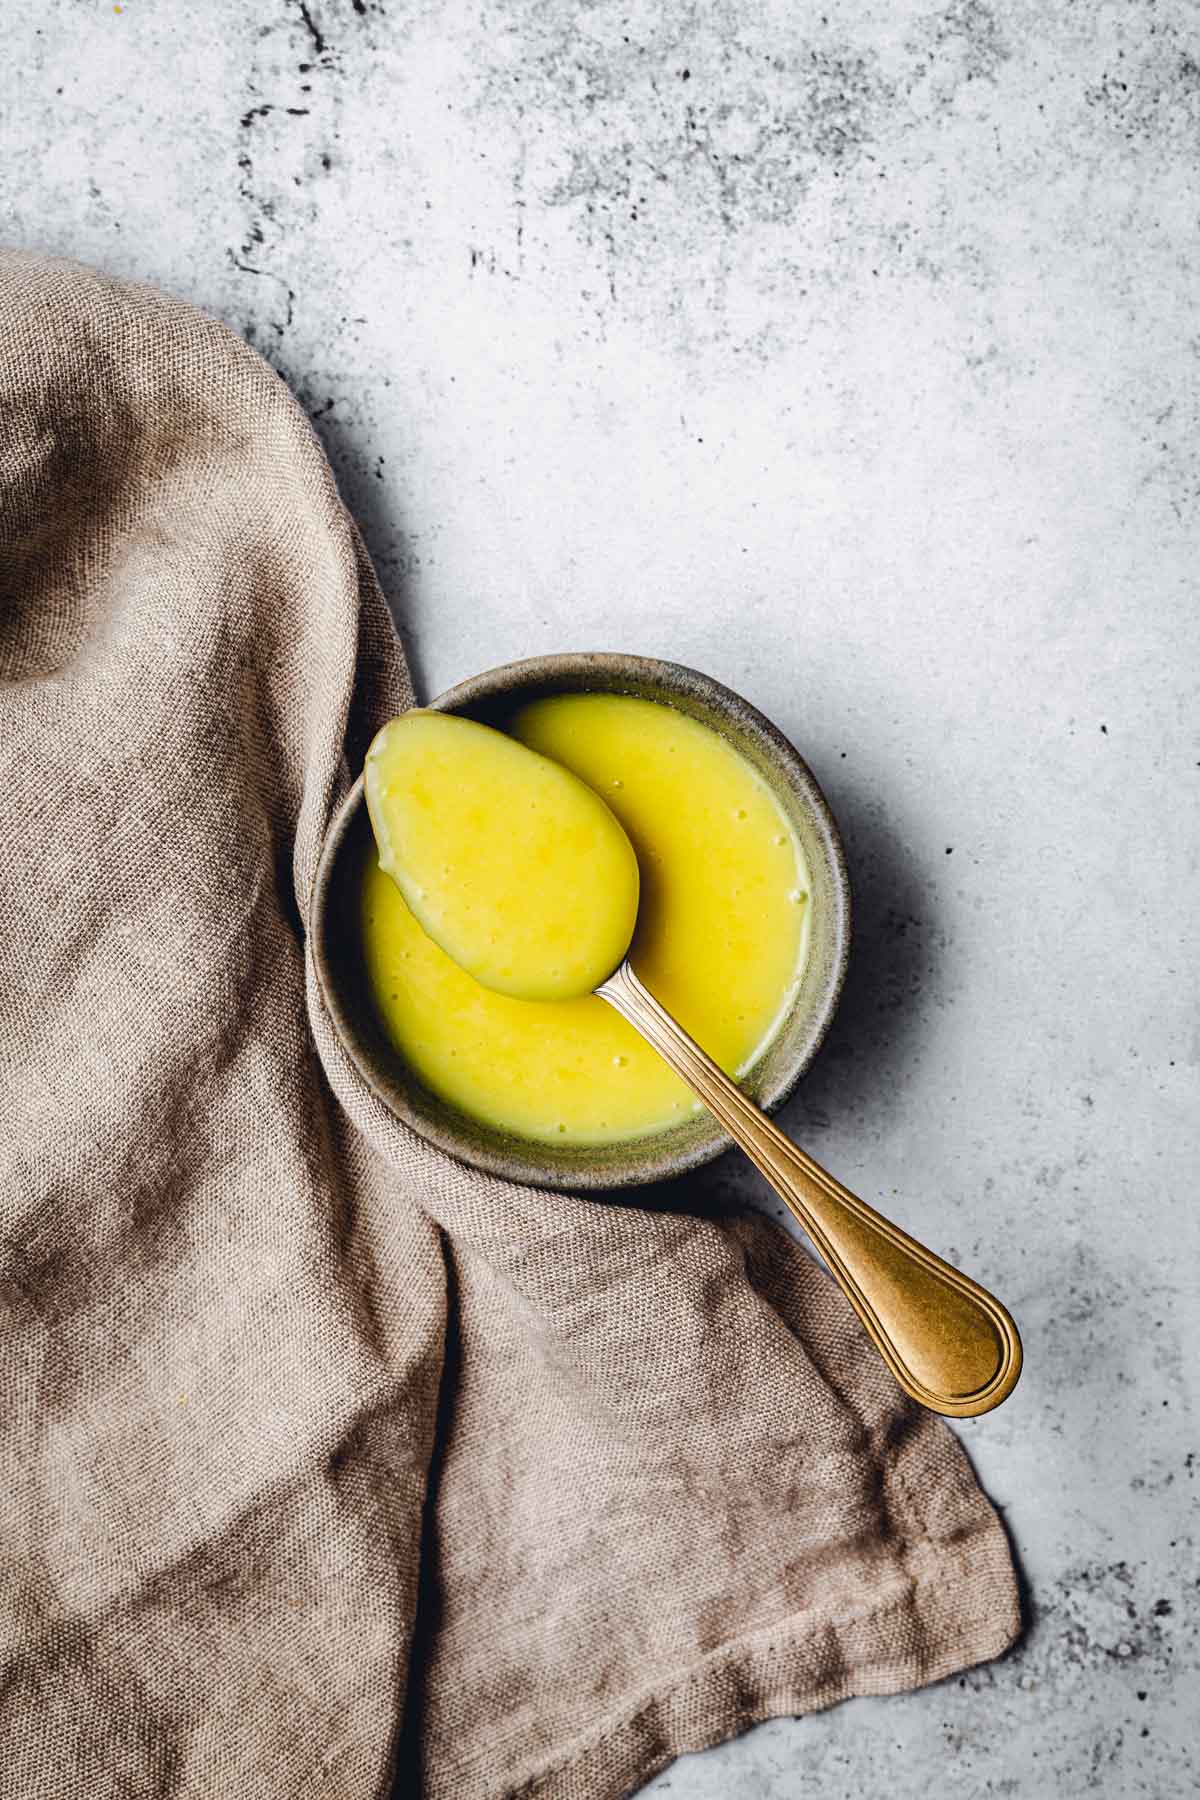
[311,652,851,1192]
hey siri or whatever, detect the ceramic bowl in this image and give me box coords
[311,652,851,1191]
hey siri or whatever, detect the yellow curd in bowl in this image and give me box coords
[358,693,811,1145]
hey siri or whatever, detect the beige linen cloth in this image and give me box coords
[0,251,1019,1800]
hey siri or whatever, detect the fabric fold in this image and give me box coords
[0,251,1019,1800]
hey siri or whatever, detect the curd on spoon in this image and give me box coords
[364,710,639,1003]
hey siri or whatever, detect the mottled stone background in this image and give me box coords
[3,1,1198,1794]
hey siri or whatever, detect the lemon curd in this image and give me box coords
[364,711,639,1001]
[358,694,811,1145]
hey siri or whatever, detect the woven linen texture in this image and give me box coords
[0,252,1019,1800]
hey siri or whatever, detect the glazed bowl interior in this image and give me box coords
[312,653,850,1192]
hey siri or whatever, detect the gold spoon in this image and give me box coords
[364,709,1022,1418]
[597,959,1021,1417]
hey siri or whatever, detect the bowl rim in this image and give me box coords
[311,651,852,1191]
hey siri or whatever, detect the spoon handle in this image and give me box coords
[597,960,1021,1417]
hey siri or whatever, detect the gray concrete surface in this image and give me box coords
[4,1,1197,1793]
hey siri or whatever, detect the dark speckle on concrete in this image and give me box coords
[294,0,325,58]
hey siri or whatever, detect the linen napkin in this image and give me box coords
[0,250,1020,1800]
